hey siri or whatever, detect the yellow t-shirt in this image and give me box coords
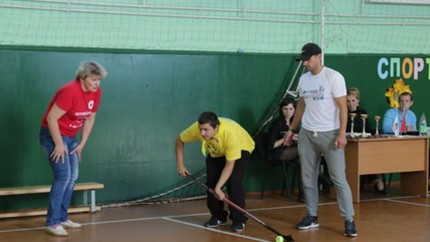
[180,118,255,161]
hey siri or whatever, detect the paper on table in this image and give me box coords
[346,132,371,137]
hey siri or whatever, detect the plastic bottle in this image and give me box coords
[392,114,399,137]
[419,113,427,136]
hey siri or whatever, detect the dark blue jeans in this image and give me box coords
[39,127,79,226]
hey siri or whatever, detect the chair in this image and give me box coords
[255,132,300,200]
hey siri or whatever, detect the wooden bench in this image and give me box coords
[0,182,104,219]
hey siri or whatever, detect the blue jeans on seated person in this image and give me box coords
[39,127,79,226]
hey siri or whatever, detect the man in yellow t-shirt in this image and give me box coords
[175,111,254,232]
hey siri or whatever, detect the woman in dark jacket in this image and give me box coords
[267,99,299,163]
[267,98,303,201]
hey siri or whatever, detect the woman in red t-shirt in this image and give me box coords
[40,61,107,237]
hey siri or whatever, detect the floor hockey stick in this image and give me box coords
[185,173,295,242]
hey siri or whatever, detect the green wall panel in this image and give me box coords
[0,49,291,208]
[327,55,430,126]
[1,49,429,210]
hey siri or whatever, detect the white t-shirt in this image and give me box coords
[297,67,346,132]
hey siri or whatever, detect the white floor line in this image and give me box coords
[0,195,426,234]
[384,198,430,207]
[0,216,165,233]
[163,217,270,242]
[166,212,210,219]
[0,202,302,234]
[0,203,301,234]
[360,195,418,203]
[244,201,337,213]
[0,226,47,233]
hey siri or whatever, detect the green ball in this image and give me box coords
[275,235,284,242]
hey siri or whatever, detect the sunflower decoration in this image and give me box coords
[385,79,412,108]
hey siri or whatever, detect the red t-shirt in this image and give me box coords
[42,80,101,137]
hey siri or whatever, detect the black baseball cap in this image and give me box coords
[296,43,322,61]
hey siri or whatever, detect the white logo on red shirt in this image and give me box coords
[88,100,94,109]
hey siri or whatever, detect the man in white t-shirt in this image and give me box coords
[284,43,357,237]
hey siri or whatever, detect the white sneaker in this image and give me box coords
[46,225,68,236]
[61,219,82,229]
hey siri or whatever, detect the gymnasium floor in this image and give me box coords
[1,187,429,242]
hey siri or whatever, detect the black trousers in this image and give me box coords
[205,150,250,223]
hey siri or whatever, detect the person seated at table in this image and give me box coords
[382,92,416,134]
[346,87,371,134]
[267,98,304,201]
[347,87,386,194]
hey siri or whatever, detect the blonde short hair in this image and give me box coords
[75,61,108,80]
[347,87,360,100]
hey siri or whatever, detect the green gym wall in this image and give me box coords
[0,0,429,210]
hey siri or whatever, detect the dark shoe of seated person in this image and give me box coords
[318,173,333,186]
[297,192,305,202]
[374,184,387,195]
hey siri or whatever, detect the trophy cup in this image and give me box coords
[349,113,357,138]
[360,114,369,137]
[374,115,381,136]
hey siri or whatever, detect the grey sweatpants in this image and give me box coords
[298,128,355,221]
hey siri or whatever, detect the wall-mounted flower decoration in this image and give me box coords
[385,79,412,108]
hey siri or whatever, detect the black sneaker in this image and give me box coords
[344,220,358,237]
[231,221,246,232]
[296,215,319,230]
[203,217,227,228]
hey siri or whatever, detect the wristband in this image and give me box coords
[289,128,297,134]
